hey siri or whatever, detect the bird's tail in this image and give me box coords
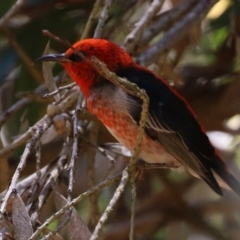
[213,163,240,196]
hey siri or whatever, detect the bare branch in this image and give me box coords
[81,0,104,39]
[31,155,67,225]
[29,172,122,240]
[43,83,76,98]
[129,174,136,240]
[67,97,83,203]
[124,0,165,54]
[94,0,113,38]
[0,117,52,213]
[87,120,100,225]
[137,0,218,66]
[40,210,71,240]
[0,0,25,28]
[90,167,129,240]
[0,98,30,129]
[140,0,197,46]
[35,140,41,180]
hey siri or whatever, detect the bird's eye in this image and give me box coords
[68,53,83,62]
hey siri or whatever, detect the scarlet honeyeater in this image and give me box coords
[37,39,240,196]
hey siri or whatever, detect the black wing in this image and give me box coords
[116,65,240,196]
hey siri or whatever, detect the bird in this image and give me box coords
[36,38,240,196]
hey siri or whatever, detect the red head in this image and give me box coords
[37,39,133,97]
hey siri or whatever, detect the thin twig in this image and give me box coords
[67,97,83,202]
[30,143,70,224]
[53,86,80,112]
[81,136,116,163]
[40,209,72,240]
[94,0,113,38]
[0,98,31,129]
[90,167,129,240]
[22,159,60,207]
[35,140,41,180]
[129,174,136,240]
[16,91,53,103]
[0,74,63,129]
[43,82,76,98]
[29,172,122,240]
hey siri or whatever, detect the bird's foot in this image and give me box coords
[134,159,180,180]
[136,159,174,169]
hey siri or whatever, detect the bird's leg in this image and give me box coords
[135,159,180,180]
[136,159,179,169]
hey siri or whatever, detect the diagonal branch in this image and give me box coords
[137,0,218,66]
[0,0,25,28]
[29,172,122,240]
[90,167,129,240]
[0,117,52,214]
[124,0,165,54]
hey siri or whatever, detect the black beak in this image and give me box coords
[35,53,68,63]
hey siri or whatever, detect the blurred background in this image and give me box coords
[0,0,240,239]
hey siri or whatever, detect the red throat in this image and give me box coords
[62,61,97,98]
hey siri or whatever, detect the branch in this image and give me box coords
[140,0,197,46]
[0,117,52,213]
[94,0,113,38]
[89,56,149,239]
[90,167,129,240]
[30,146,68,225]
[0,88,79,158]
[67,96,83,202]
[43,82,76,98]
[87,120,101,225]
[0,0,25,28]
[0,72,64,129]
[137,0,218,66]
[29,172,122,240]
[124,0,165,54]
[0,115,49,158]
[81,0,104,39]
